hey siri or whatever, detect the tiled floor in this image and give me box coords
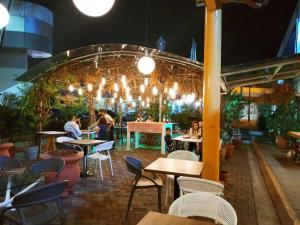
[60,146,258,225]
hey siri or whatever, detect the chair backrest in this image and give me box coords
[124,156,142,176]
[12,180,68,206]
[31,158,65,179]
[167,150,198,161]
[0,156,20,168]
[54,142,77,151]
[95,141,114,152]
[168,192,237,225]
[177,177,224,196]
[56,136,74,143]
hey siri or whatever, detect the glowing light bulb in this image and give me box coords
[164,87,168,93]
[195,101,201,107]
[87,83,93,92]
[121,75,126,84]
[152,86,158,96]
[174,82,178,90]
[138,96,142,101]
[146,97,150,103]
[132,102,136,107]
[99,84,102,90]
[146,103,150,108]
[113,93,117,99]
[69,85,74,92]
[111,98,115,104]
[78,88,83,95]
[127,95,133,102]
[126,88,130,97]
[141,101,145,107]
[0,3,9,29]
[72,0,115,17]
[114,83,119,92]
[137,56,155,75]
[140,84,145,93]
[96,89,101,101]
[101,77,106,86]
[169,88,176,99]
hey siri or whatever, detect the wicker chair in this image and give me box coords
[169,192,237,225]
[177,177,224,196]
[165,150,198,206]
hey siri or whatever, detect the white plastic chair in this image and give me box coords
[56,136,83,151]
[169,192,237,225]
[87,141,114,181]
[165,150,198,206]
[177,177,224,196]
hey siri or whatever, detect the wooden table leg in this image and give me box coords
[45,136,54,152]
[127,130,130,150]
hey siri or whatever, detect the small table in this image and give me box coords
[288,131,300,161]
[36,131,66,154]
[173,136,202,150]
[64,139,106,176]
[144,158,205,199]
[137,211,213,225]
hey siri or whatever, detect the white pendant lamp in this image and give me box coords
[0,3,9,29]
[137,54,155,75]
[72,0,115,17]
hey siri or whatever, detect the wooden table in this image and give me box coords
[144,158,205,199]
[36,131,66,154]
[288,131,300,161]
[137,211,213,225]
[64,139,106,176]
[127,122,173,154]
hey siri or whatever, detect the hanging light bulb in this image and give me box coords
[138,96,142,101]
[140,84,145,93]
[96,89,101,101]
[169,88,176,99]
[182,94,186,101]
[78,88,83,95]
[121,75,126,85]
[114,83,119,92]
[152,86,158,95]
[111,98,115,104]
[126,87,130,97]
[174,82,178,90]
[120,97,123,103]
[0,3,9,29]
[72,0,115,17]
[87,83,93,92]
[164,87,168,93]
[146,97,150,103]
[144,78,149,86]
[101,77,106,86]
[141,101,145,107]
[113,92,117,99]
[99,84,102,90]
[137,54,155,75]
[146,103,150,108]
[195,101,201,107]
[69,85,74,92]
[132,101,136,107]
[127,95,133,102]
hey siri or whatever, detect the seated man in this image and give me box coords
[164,128,177,153]
[64,115,82,139]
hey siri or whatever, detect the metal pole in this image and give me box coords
[159,94,162,122]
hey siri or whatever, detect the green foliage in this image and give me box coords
[171,105,196,129]
[145,98,172,121]
[56,96,88,121]
[0,92,22,141]
[258,98,300,137]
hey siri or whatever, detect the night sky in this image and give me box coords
[29,0,297,66]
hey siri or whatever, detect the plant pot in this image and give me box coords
[42,150,84,197]
[232,135,242,149]
[25,146,39,161]
[219,170,230,183]
[0,143,13,157]
[220,147,226,160]
[225,144,235,160]
[276,136,289,149]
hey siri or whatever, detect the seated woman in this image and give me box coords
[188,121,202,158]
[96,116,108,140]
[164,128,177,153]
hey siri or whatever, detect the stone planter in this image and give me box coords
[42,149,84,197]
[232,134,242,149]
[0,143,13,157]
[276,136,289,149]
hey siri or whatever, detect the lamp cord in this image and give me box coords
[145,0,149,47]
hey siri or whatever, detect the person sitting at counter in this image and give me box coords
[164,128,177,153]
[136,113,143,122]
[64,115,82,139]
[146,115,154,122]
[188,121,202,158]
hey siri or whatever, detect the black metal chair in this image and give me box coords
[0,156,20,169]
[0,180,68,225]
[31,158,65,181]
[124,156,163,219]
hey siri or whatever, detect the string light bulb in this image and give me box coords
[132,101,136,107]
[144,78,149,86]
[101,77,106,86]
[96,89,101,101]
[87,83,93,92]
[69,85,74,92]
[152,86,158,95]
[138,96,142,101]
[111,98,115,104]
[127,95,133,102]
[146,97,150,103]
[140,84,145,93]
[114,83,119,92]
[121,75,126,84]
[120,97,123,103]
[141,101,145,107]
[113,93,117,99]
[78,88,83,95]
[174,82,178,90]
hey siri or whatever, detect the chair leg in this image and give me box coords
[165,178,169,207]
[158,187,162,212]
[94,159,97,175]
[98,159,103,181]
[109,157,114,176]
[125,186,136,220]
[57,199,66,225]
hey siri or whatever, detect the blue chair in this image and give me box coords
[124,156,163,219]
[31,158,65,181]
